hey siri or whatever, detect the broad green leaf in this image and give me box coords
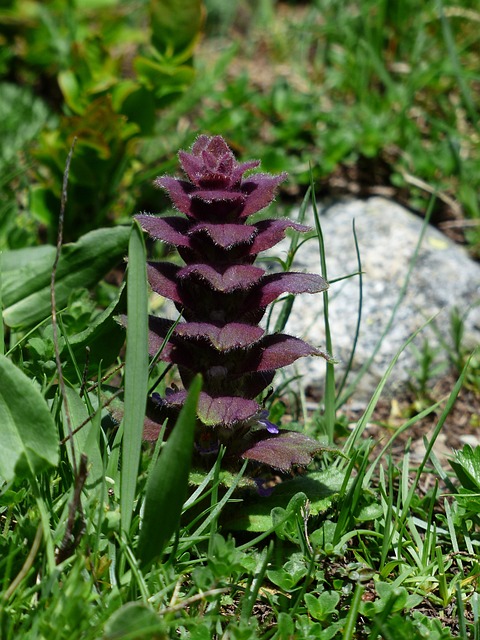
[450,445,480,491]
[104,602,167,640]
[305,591,340,622]
[137,374,202,567]
[267,556,308,592]
[225,467,349,532]
[2,226,130,328]
[66,282,126,374]
[121,221,149,535]
[0,355,59,481]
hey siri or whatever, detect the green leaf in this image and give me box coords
[137,374,202,567]
[67,283,126,374]
[104,602,167,640]
[58,70,83,114]
[305,591,340,621]
[450,445,480,491]
[225,467,349,532]
[267,556,308,592]
[374,583,409,613]
[0,355,59,481]
[2,226,130,328]
[149,0,204,59]
[121,221,149,535]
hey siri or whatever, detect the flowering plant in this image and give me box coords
[136,135,329,471]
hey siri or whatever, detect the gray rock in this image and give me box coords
[265,197,480,405]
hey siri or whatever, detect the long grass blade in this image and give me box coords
[342,316,437,458]
[310,174,335,443]
[120,220,149,535]
[336,219,363,401]
[337,196,435,407]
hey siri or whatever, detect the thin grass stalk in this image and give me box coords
[337,196,435,407]
[379,461,395,571]
[208,449,224,557]
[342,316,437,459]
[399,353,473,523]
[106,421,123,498]
[336,219,363,401]
[179,460,248,554]
[117,534,149,603]
[236,501,309,553]
[364,398,443,486]
[183,456,224,510]
[422,487,438,568]
[310,176,335,443]
[290,553,317,616]
[436,546,449,608]
[342,583,364,640]
[30,481,56,572]
[240,541,273,623]
[121,221,149,535]
[443,498,462,563]
[334,446,371,545]
[272,188,311,335]
[456,581,468,639]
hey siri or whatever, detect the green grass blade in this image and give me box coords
[400,352,475,522]
[120,221,149,535]
[337,196,435,407]
[336,219,363,401]
[310,175,335,444]
[456,581,468,639]
[240,542,273,623]
[342,583,364,640]
[342,316,437,458]
[137,374,202,567]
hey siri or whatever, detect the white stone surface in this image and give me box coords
[265,197,480,404]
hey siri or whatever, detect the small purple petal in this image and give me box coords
[253,478,275,497]
[258,419,280,434]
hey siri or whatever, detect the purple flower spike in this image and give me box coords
[133,135,330,471]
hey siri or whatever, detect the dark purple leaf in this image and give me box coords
[239,173,287,218]
[147,262,182,303]
[136,214,191,248]
[147,316,175,357]
[247,334,328,371]
[189,222,257,248]
[155,176,195,216]
[174,322,264,351]
[159,390,260,427]
[241,431,324,471]
[178,264,265,292]
[192,189,247,204]
[250,220,311,254]
[251,272,329,307]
